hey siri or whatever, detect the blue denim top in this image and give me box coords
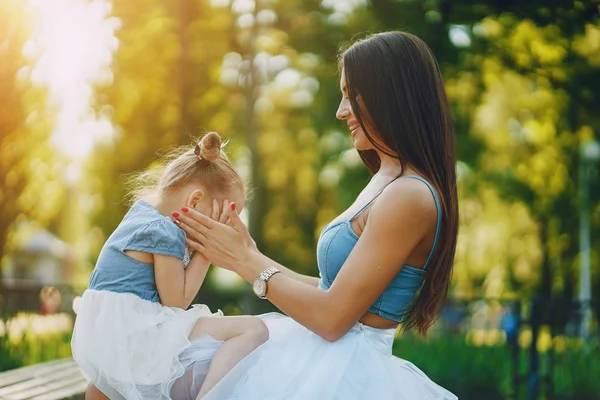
[317,176,441,322]
[88,201,187,303]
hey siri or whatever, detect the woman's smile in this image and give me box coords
[347,119,361,138]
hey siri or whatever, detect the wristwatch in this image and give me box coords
[252,266,281,299]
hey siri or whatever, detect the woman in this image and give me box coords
[173,31,459,399]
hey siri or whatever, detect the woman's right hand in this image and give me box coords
[209,199,257,249]
[174,202,258,273]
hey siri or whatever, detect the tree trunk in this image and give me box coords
[178,0,191,141]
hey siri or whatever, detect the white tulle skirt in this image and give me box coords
[71,290,223,400]
[203,312,457,400]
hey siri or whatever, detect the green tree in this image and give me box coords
[86,0,235,255]
[0,1,63,279]
[0,1,29,276]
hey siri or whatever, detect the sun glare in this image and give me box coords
[25,0,120,161]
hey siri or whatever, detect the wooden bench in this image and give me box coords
[0,359,87,400]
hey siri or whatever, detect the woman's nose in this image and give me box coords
[336,99,350,120]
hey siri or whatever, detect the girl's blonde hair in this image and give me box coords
[127,132,244,204]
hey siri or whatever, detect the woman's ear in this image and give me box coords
[188,189,205,209]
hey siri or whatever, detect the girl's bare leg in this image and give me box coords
[189,316,268,399]
[85,384,109,400]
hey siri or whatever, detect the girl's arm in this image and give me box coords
[154,252,210,309]
[176,178,436,341]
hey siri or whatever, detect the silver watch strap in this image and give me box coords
[260,266,281,282]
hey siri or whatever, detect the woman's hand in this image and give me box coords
[172,203,257,272]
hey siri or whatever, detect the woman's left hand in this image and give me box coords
[172,203,257,272]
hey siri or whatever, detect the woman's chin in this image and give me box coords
[352,138,373,151]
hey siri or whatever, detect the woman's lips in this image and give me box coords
[348,120,360,137]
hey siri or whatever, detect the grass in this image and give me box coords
[392,331,600,400]
[0,312,74,372]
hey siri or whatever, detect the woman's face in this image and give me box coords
[335,72,375,152]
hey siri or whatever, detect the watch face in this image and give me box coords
[253,278,266,296]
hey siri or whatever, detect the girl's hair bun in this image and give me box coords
[197,132,222,162]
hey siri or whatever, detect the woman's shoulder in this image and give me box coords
[370,177,438,229]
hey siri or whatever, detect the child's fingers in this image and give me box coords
[219,200,229,223]
[211,199,220,221]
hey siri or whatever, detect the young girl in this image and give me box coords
[71,132,268,400]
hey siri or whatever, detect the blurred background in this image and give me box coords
[1,0,599,398]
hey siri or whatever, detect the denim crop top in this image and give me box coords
[317,176,441,323]
[88,201,188,303]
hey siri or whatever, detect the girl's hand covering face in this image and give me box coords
[210,199,231,225]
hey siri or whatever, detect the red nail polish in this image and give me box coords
[174,219,181,225]
[172,211,180,218]
[230,203,236,211]
[182,207,189,213]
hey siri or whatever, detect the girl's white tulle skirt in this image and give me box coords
[71,290,223,400]
[204,312,457,400]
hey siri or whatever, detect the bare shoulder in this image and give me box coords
[368,177,438,230]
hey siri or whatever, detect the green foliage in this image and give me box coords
[0,313,73,372]
[0,331,73,372]
[0,335,20,372]
[0,0,67,279]
[394,334,511,399]
[393,334,600,400]
[552,340,600,398]
[0,2,29,263]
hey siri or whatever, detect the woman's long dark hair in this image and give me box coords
[342,32,458,336]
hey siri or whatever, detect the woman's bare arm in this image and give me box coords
[175,179,436,341]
